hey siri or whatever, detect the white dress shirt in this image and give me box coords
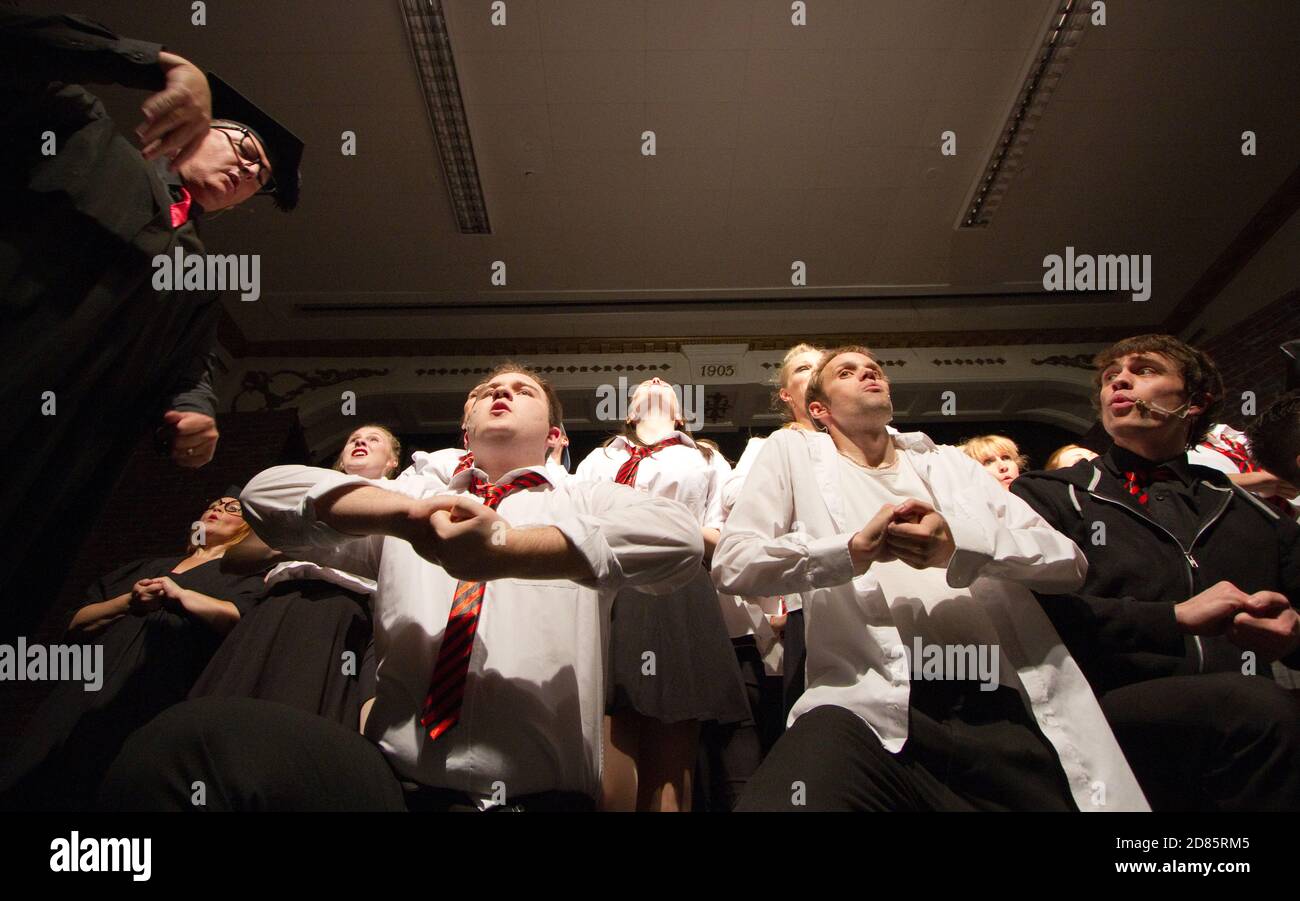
[719,436,786,665]
[264,559,377,595]
[573,430,727,529]
[712,428,1149,812]
[240,462,703,808]
[407,446,570,486]
[1188,424,1300,515]
[574,432,755,642]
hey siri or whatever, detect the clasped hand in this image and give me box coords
[403,496,510,582]
[849,498,956,574]
[128,576,185,615]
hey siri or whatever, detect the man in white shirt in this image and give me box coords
[713,346,1148,811]
[100,363,703,812]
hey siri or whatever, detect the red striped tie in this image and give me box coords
[420,469,550,742]
[614,436,683,486]
[1122,466,1176,506]
[1205,435,1295,516]
[452,452,475,476]
[1207,434,1258,474]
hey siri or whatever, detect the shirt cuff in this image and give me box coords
[299,470,376,547]
[807,532,857,587]
[549,512,621,591]
[944,510,994,589]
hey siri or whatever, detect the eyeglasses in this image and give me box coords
[205,500,244,516]
[212,124,276,194]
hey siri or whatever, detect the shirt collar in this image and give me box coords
[609,429,697,452]
[152,158,204,224]
[447,463,553,493]
[1104,445,1194,486]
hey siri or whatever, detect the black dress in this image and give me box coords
[189,562,374,729]
[0,555,268,811]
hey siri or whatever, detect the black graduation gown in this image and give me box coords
[0,12,222,641]
[189,568,374,729]
[0,555,267,811]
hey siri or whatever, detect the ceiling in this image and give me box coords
[34,0,1300,352]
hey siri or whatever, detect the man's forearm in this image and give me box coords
[496,526,594,582]
[316,484,421,541]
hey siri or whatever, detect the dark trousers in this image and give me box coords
[737,687,1077,812]
[98,697,593,812]
[696,637,784,811]
[1100,672,1300,812]
[781,609,806,723]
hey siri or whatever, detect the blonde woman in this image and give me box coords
[958,434,1027,490]
[1044,443,1099,471]
[719,344,823,742]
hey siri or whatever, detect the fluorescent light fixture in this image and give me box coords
[399,0,491,234]
[959,0,1088,229]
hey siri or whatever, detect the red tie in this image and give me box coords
[1122,466,1177,506]
[420,469,550,742]
[169,186,193,227]
[1206,434,1258,474]
[1203,435,1295,517]
[614,436,683,486]
[452,452,475,476]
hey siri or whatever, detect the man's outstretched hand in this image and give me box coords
[137,51,211,170]
[161,410,218,468]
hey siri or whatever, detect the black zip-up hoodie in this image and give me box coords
[1011,448,1300,694]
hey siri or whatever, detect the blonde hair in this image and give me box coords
[772,343,824,424]
[958,434,1028,470]
[332,423,402,478]
[1045,444,1096,471]
[184,499,253,556]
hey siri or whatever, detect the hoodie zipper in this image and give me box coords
[1086,485,1234,671]
[1086,486,1233,596]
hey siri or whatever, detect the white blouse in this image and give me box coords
[572,430,729,530]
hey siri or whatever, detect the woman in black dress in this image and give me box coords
[189,424,401,730]
[0,493,270,810]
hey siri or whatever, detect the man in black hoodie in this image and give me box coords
[1012,334,1300,811]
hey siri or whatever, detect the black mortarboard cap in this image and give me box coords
[207,73,304,211]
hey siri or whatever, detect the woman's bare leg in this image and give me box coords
[600,712,640,812]
[636,718,700,812]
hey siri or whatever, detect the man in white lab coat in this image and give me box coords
[713,346,1147,811]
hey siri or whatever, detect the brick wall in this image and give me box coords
[1199,289,1300,428]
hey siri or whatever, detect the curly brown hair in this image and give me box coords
[1091,334,1224,450]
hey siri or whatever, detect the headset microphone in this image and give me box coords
[1133,398,1192,419]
